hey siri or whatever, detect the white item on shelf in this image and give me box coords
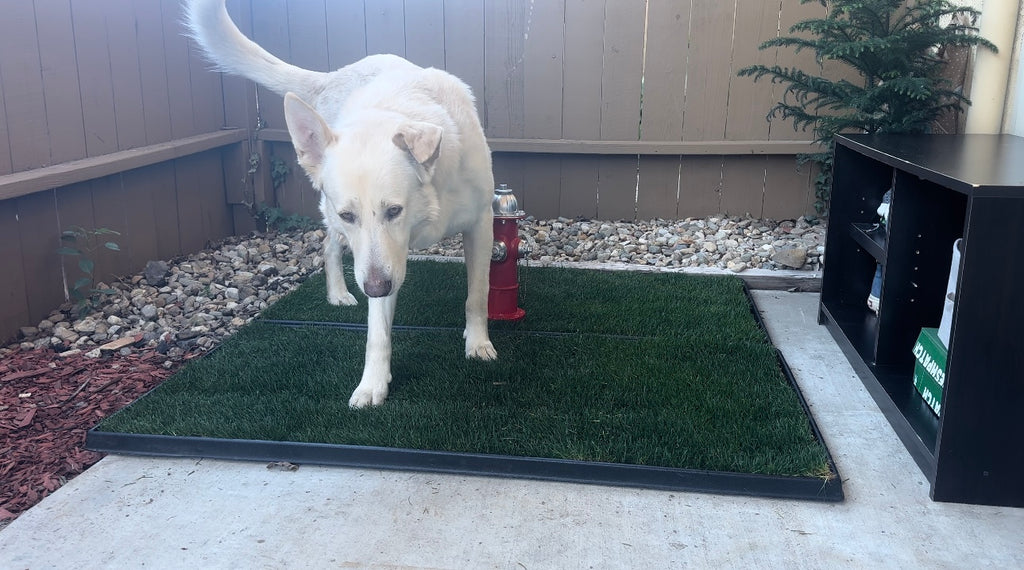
[937,239,963,349]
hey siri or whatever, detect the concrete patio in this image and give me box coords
[1,290,1021,568]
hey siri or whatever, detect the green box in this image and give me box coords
[912,328,947,416]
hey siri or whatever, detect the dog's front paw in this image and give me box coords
[466,340,498,361]
[348,381,390,408]
[328,290,358,306]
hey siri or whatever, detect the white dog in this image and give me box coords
[185,0,497,407]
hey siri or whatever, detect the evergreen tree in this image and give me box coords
[738,0,996,215]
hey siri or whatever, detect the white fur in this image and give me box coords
[185,0,497,407]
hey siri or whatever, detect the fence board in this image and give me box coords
[173,156,209,254]
[726,0,781,141]
[641,1,690,142]
[15,192,64,328]
[250,0,289,131]
[636,1,689,223]
[220,0,257,231]
[119,168,162,269]
[764,155,813,219]
[135,0,174,144]
[522,0,564,140]
[0,198,30,339]
[54,182,98,310]
[484,0,527,137]
[0,80,12,176]
[637,156,680,220]
[366,0,406,58]
[678,156,723,217]
[270,143,319,221]
[443,0,486,119]
[326,0,368,69]
[219,1,257,220]
[0,1,50,172]
[189,41,227,133]
[559,155,600,220]
[287,0,330,72]
[35,0,88,166]
[491,154,525,206]
[561,0,604,141]
[71,1,120,156]
[55,182,97,239]
[147,161,184,260]
[521,155,561,220]
[769,0,825,141]
[196,151,235,243]
[556,0,605,217]
[162,0,199,138]
[680,0,736,141]
[404,1,445,69]
[89,176,130,284]
[599,1,644,141]
[597,156,638,221]
[107,0,149,150]
[721,156,768,218]
[596,1,644,222]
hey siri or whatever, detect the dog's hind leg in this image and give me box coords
[349,294,397,407]
[462,215,498,360]
[324,226,357,306]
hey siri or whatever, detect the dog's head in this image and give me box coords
[283,93,442,298]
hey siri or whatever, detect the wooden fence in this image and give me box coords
[259,0,832,223]
[0,0,850,342]
[0,0,251,343]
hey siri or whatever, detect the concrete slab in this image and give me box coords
[1,291,1022,568]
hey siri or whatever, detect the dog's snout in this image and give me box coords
[363,267,393,297]
[363,278,392,297]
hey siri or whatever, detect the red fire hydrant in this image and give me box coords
[488,184,528,321]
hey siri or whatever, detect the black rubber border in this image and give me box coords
[87,280,843,502]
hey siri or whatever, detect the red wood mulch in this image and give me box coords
[0,347,195,522]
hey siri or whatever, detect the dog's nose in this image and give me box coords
[363,267,393,297]
[363,278,392,297]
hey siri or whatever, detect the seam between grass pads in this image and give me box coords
[262,320,651,341]
[88,262,843,502]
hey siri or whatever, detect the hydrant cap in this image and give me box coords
[492,183,521,216]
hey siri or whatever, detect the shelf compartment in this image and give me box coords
[849,223,887,264]
[820,301,938,479]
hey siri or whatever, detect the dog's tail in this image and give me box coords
[183,0,323,98]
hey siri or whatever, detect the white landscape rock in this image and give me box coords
[4,216,826,362]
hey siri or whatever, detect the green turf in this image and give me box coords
[97,262,832,477]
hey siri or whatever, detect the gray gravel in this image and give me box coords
[4,215,825,361]
[424,215,825,272]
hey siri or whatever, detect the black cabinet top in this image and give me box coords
[836,134,1024,197]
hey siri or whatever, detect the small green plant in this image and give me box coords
[253,203,321,233]
[57,226,122,315]
[738,0,996,215]
[270,157,291,190]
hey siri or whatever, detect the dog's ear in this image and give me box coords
[284,93,335,181]
[392,122,443,172]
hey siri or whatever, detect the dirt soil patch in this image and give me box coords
[0,348,191,523]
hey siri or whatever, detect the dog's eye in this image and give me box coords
[385,205,403,220]
[339,212,356,224]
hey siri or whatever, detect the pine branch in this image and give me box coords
[737,0,997,216]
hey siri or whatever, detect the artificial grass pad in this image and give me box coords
[259,259,762,338]
[94,262,835,483]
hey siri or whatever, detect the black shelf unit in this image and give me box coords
[820,134,1024,507]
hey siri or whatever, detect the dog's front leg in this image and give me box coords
[349,294,397,408]
[462,216,498,360]
[324,227,357,306]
